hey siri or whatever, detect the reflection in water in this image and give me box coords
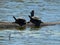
[30,26,43,31]
[17,26,26,30]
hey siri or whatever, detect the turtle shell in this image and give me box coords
[32,16,39,20]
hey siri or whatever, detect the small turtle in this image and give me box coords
[29,10,43,26]
[13,16,26,26]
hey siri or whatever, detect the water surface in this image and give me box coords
[0,0,60,45]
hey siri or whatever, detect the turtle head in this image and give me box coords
[30,10,34,17]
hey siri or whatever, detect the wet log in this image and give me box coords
[0,22,20,28]
[0,22,60,28]
[40,22,60,26]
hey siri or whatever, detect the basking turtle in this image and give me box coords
[13,16,26,26]
[29,16,43,26]
[29,10,43,26]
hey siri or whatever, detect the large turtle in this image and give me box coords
[13,16,26,26]
[29,10,43,26]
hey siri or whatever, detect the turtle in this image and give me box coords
[13,16,26,26]
[28,10,43,26]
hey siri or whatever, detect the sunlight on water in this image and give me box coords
[0,0,60,45]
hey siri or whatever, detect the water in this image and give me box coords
[0,0,60,45]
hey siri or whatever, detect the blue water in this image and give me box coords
[0,0,60,45]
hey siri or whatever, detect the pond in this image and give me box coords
[0,0,60,45]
